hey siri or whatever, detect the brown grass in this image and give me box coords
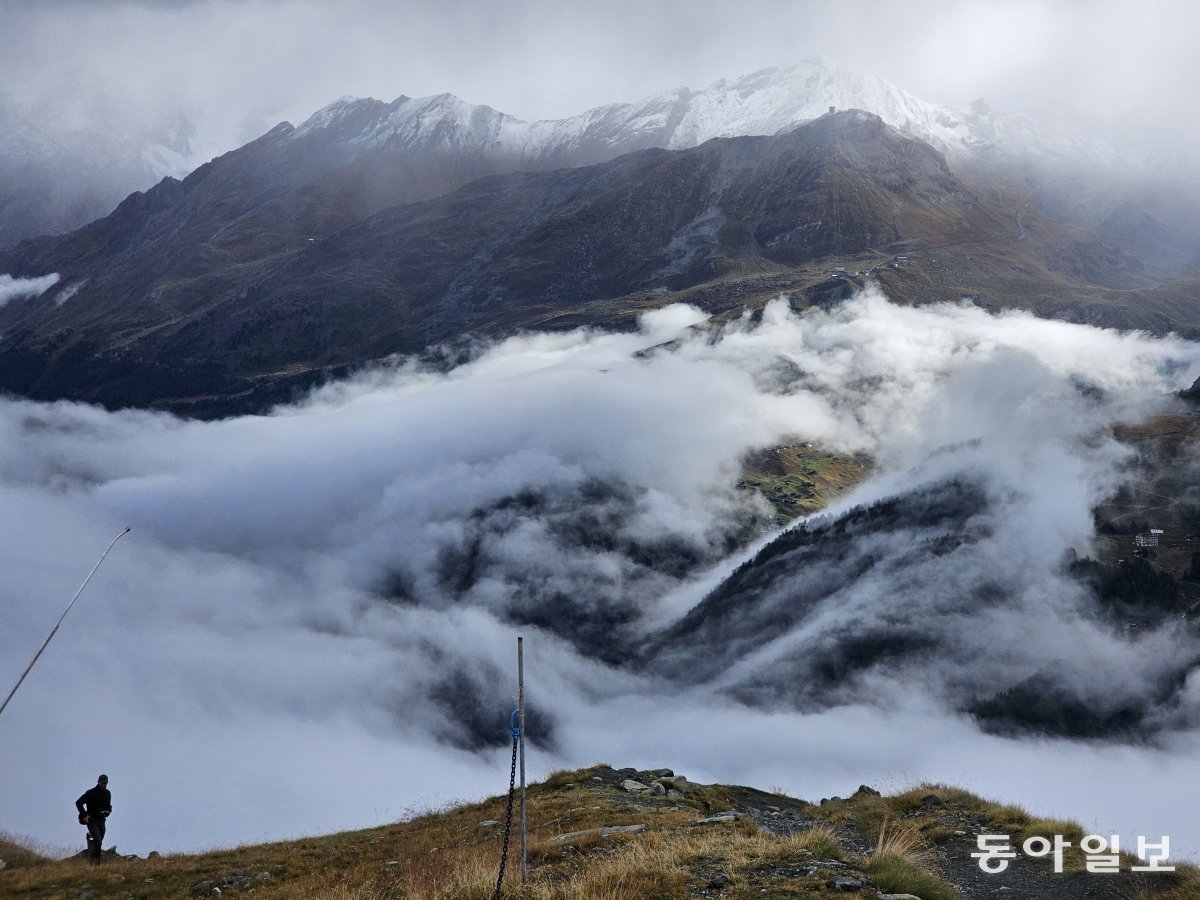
[0,832,57,870]
[874,820,934,867]
[1,768,1181,900]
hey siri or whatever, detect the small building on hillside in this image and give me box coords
[1135,531,1161,548]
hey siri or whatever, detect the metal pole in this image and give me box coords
[0,527,131,720]
[518,635,526,882]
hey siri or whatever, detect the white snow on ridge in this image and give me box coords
[664,60,972,153]
[283,56,1116,171]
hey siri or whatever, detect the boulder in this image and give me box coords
[654,775,689,794]
[648,782,666,796]
[621,779,650,792]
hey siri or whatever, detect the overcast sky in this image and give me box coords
[1,0,1196,153]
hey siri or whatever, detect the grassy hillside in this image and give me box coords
[738,442,871,523]
[2,764,1195,899]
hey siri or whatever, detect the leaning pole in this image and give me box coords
[0,527,132,720]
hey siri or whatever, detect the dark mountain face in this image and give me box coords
[0,111,1151,415]
[638,475,1200,741]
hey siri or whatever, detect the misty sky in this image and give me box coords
[2,0,1198,157]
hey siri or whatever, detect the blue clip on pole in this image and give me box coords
[509,707,521,740]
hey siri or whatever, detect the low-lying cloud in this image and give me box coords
[0,272,59,306]
[1,289,1199,860]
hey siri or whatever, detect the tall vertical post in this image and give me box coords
[518,635,527,882]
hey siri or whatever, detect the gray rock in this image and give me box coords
[621,779,650,792]
[147,851,161,860]
[648,782,666,796]
[649,768,674,777]
[667,789,685,800]
[853,784,881,797]
[190,873,252,896]
[826,875,866,891]
[477,820,500,828]
[921,793,943,806]
[707,872,730,888]
[695,814,739,826]
[654,775,689,794]
[551,824,647,844]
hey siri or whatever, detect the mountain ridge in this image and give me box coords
[1,110,1141,415]
[0,56,1154,251]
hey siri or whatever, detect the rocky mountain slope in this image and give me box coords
[641,468,1200,741]
[0,109,1153,415]
[6,56,1193,263]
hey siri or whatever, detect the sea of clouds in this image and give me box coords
[2,289,1199,860]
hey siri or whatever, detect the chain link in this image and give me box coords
[492,733,520,900]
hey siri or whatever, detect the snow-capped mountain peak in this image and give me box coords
[282,55,1087,171]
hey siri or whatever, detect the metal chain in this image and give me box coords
[492,732,520,900]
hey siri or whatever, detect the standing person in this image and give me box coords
[75,774,112,864]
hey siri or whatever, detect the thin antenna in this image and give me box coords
[518,635,527,882]
[0,527,131,720]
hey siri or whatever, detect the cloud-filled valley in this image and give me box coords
[2,289,1200,858]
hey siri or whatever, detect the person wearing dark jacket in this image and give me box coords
[75,774,112,863]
